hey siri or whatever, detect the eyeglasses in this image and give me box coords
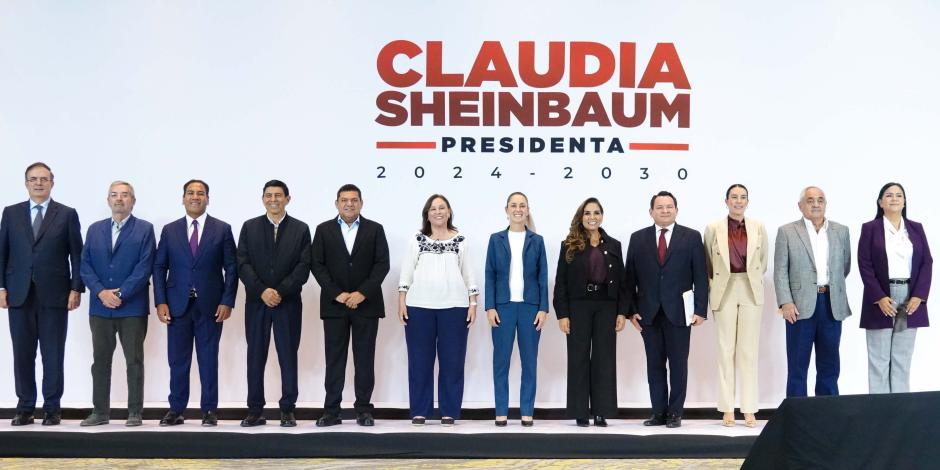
[26,177,52,183]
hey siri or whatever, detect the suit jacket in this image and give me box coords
[858,217,932,329]
[773,219,852,321]
[153,215,238,317]
[237,214,311,304]
[625,224,708,326]
[484,228,549,312]
[703,217,769,310]
[0,200,84,308]
[80,215,155,317]
[310,216,390,319]
[553,229,629,319]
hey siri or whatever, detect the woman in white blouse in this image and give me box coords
[858,182,932,393]
[398,194,478,426]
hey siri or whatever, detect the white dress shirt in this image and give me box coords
[884,217,913,279]
[186,212,208,247]
[803,217,830,285]
[337,216,360,255]
[655,222,676,248]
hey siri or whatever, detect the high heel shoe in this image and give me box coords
[722,412,735,427]
[744,413,757,428]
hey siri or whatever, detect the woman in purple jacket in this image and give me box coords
[858,182,932,393]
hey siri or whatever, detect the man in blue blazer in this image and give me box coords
[79,181,155,427]
[0,162,84,426]
[153,179,237,426]
[625,191,708,428]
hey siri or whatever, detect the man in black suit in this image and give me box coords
[625,191,708,428]
[0,162,84,426]
[310,184,390,427]
[237,180,311,427]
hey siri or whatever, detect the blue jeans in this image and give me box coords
[491,302,541,417]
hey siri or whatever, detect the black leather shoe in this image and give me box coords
[411,417,426,426]
[240,412,266,427]
[12,412,34,426]
[643,414,667,426]
[160,411,184,426]
[280,411,297,427]
[356,412,374,427]
[575,418,590,427]
[316,414,341,427]
[202,411,218,427]
[666,415,682,428]
[41,412,61,426]
[440,417,455,426]
[594,416,608,427]
[495,419,508,427]
[521,419,534,427]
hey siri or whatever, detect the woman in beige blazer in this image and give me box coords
[703,184,768,427]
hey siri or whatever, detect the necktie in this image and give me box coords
[32,206,44,238]
[190,220,199,257]
[657,228,668,265]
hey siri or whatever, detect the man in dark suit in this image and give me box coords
[153,179,238,427]
[625,191,708,428]
[310,184,390,427]
[237,180,311,427]
[0,162,84,426]
[79,181,155,427]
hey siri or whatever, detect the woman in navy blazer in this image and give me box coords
[858,182,932,393]
[484,192,548,427]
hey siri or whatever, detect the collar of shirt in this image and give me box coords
[728,217,746,232]
[883,216,906,236]
[803,217,828,234]
[30,198,50,212]
[654,222,676,233]
[112,215,130,231]
[267,213,287,227]
[186,212,208,228]
[337,215,361,230]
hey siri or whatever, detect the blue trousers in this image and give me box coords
[785,292,841,397]
[491,302,541,417]
[245,299,302,412]
[405,306,468,418]
[9,286,68,414]
[167,300,223,413]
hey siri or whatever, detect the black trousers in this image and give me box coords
[245,299,302,412]
[9,284,68,414]
[322,314,379,414]
[566,299,618,419]
[641,310,691,417]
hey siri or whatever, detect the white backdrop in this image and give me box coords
[1,1,938,410]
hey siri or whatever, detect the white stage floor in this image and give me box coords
[1,418,764,436]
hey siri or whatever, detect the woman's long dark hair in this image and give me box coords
[563,197,603,263]
[875,182,907,219]
[421,193,457,236]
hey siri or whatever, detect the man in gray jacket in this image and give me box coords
[774,186,852,397]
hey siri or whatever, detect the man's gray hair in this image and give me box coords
[109,180,136,198]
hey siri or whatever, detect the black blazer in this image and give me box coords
[624,224,708,326]
[236,214,311,304]
[310,216,390,319]
[553,229,630,319]
[0,200,84,308]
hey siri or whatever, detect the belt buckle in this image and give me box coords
[817,285,828,294]
[189,288,198,299]
[587,283,598,292]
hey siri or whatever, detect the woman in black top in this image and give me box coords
[553,197,630,427]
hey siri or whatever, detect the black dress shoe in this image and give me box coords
[160,411,184,426]
[280,411,297,427]
[666,415,682,428]
[440,417,455,426]
[11,412,34,426]
[411,417,426,425]
[575,418,590,427]
[202,411,218,426]
[42,412,61,426]
[356,412,374,427]
[240,412,266,427]
[316,414,341,427]
[521,419,534,427]
[643,414,667,426]
[594,416,608,427]
[495,419,508,427]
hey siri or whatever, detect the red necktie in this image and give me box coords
[657,228,668,265]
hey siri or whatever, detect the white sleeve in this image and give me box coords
[459,238,479,296]
[398,234,418,292]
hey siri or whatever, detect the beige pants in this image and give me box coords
[714,273,762,413]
